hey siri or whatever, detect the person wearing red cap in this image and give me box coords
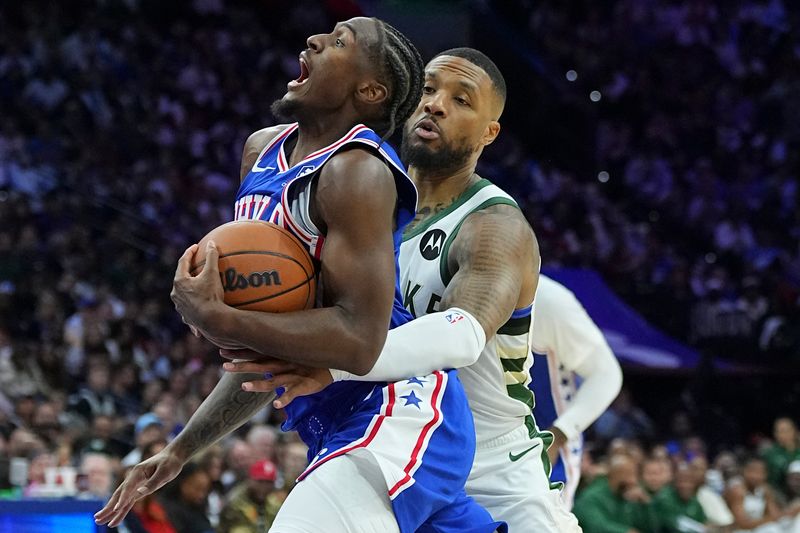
[218,459,284,533]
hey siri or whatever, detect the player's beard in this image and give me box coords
[401,133,473,175]
[271,97,301,122]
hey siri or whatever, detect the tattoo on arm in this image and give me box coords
[440,207,538,337]
[169,372,274,461]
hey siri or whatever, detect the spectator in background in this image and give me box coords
[762,418,800,494]
[573,454,658,532]
[652,462,707,532]
[246,424,277,463]
[593,388,656,442]
[218,459,282,533]
[689,455,734,529]
[159,461,214,533]
[121,412,164,468]
[786,461,800,508]
[725,456,795,532]
[221,438,256,491]
[74,413,129,458]
[275,438,308,495]
[198,446,225,529]
[642,456,673,497]
[79,452,114,499]
[67,359,119,424]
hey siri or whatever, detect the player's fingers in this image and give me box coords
[219,348,264,361]
[94,485,124,523]
[175,244,199,280]
[241,379,280,393]
[201,240,219,276]
[273,378,320,408]
[132,464,176,499]
[223,359,296,375]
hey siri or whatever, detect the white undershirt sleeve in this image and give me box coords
[552,344,622,441]
[532,276,623,441]
[330,308,486,382]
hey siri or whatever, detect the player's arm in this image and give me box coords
[187,149,398,375]
[535,280,623,455]
[332,204,538,382]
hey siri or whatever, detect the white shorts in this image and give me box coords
[270,451,400,533]
[466,423,582,532]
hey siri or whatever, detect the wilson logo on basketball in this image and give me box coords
[221,268,282,292]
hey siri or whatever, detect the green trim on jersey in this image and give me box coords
[501,357,529,373]
[402,178,493,241]
[497,315,531,336]
[506,383,535,411]
[438,197,519,285]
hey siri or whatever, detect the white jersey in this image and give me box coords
[400,178,535,441]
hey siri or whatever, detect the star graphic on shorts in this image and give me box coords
[407,377,426,387]
[400,391,423,409]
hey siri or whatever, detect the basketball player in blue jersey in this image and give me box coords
[225,48,582,531]
[95,19,503,533]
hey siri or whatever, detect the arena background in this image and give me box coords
[1,0,799,531]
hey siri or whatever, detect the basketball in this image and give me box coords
[190,220,316,313]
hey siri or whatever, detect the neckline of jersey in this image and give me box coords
[278,123,368,172]
[402,178,492,241]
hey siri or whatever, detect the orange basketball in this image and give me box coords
[190,220,316,312]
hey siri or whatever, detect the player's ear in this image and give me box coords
[356,81,388,106]
[481,121,501,146]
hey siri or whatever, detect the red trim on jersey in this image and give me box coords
[301,124,369,163]
[256,124,297,171]
[388,371,445,497]
[279,178,314,244]
[296,383,397,482]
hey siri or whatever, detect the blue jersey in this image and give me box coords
[235,123,417,453]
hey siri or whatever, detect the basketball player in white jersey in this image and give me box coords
[530,274,623,508]
[226,48,581,532]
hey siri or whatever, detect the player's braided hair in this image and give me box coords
[369,19,424,140]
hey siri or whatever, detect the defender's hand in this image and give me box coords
[94,450,185,528]
[222,355,334,408]
[546,426,567,466]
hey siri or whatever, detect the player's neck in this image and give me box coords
[410,163,480,206]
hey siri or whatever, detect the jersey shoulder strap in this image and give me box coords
[403,178,518,285]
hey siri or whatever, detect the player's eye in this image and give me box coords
[335,38,344,47]
[422,86,435,94]
[455,97,470,106]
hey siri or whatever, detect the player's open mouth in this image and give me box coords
[414,118,440,140]
[288,54,311,89]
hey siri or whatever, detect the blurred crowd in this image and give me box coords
[573,414,800,532]
[1,0,799,531]
[488,0,800,362]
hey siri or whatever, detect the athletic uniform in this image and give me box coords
[235,124,503,533]
[530,275,623,509]
[400,178,580,532]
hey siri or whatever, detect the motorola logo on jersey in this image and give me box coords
[419,229,446,260]
[221,268,282,291]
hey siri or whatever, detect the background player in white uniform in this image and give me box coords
[529,274,623,508]
[227,48,580,532]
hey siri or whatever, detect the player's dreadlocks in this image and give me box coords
[369,19,424,141]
